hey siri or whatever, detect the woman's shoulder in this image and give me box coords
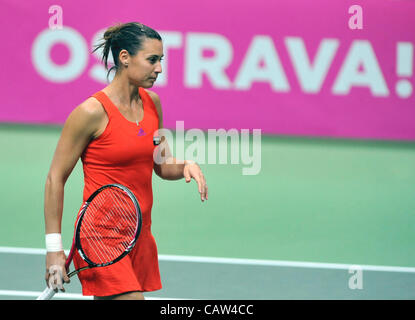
[143,89,161,105]
[78,96,106,115]
[143,89,162,118]
[65,97,107,135]
[71,96,107,123]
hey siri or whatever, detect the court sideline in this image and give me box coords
[0,247,415,300]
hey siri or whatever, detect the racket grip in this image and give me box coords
[36,287,56,300]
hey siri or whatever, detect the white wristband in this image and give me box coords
[45,233,63,252]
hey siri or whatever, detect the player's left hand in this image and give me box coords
[183,160,208,202]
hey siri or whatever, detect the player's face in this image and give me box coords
[125,38,163,88]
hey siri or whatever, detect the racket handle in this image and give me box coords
[36,287,56,300]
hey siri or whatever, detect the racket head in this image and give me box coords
[75,184,142,268]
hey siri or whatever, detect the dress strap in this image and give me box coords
[138,87,159,122]
[90,91,117,121]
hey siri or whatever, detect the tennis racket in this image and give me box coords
[37,183,142,300]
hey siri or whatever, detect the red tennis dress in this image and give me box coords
[72,87,162,296]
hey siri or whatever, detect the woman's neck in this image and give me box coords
[104,74,140,108]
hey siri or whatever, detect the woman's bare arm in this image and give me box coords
[147,90,208,202]
[44,97,106,290]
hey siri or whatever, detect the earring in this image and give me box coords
[124,63,128,68]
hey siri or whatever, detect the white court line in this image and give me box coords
[1,246,415,273]
[0,290,186,300]
[159,254,415,273]
[0,290,91,300]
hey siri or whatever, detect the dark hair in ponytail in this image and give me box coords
[93,22,162,79]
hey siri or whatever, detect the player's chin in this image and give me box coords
[141,78,157,88]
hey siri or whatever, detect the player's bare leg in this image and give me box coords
[94,291,144,300]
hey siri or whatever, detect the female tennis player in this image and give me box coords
[43,22,208,300]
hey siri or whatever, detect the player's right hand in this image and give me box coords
[45,251,70,292]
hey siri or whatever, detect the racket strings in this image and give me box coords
[79,187,138,265]
[87,191,135,246]
[81,192,136,263]
[81,195,118,261]
[107,191,137,245]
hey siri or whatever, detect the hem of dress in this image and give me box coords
[82,285,163,297]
